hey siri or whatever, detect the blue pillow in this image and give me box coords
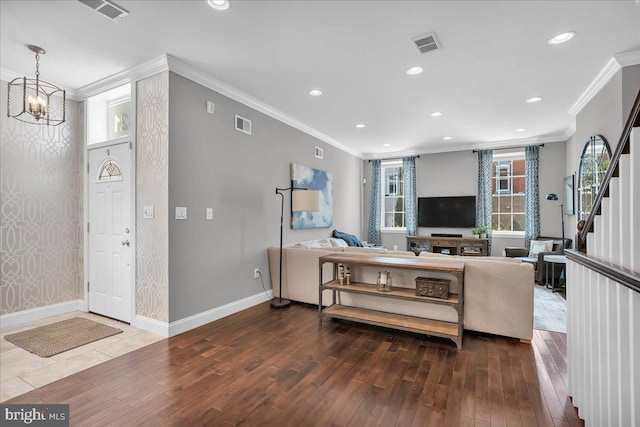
[332,230,363,247]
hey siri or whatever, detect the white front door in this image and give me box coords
[88,142,132,322]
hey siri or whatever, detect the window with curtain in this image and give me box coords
[491,150,525,233]
[381,160,405,230]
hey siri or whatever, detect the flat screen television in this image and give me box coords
[418,196,476,228]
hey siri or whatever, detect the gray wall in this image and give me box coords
[167,72,362,322]
[565,65,640,235]
[0,82,83,315]
[622,65,640,123]
[362,143,567,256]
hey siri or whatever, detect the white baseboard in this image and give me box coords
[1,292,273,337]
[167,290,273,337]
[0,300,84,328]
[134,315,170,337]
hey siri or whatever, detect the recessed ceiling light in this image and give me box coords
[548,31,576,45]
[515,128,527,133]
[442,136,452,140]
[430,112,443,117]
[207,0,230,10]
[383,144,391,147]
[308,89,322,96]
[525,96,543,103]
[355,124,366,128]
[406,66,424,75]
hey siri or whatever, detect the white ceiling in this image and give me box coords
[2,1,639,158]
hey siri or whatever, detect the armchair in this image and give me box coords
[505,237,572,284]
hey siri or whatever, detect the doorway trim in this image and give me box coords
[83,84,137,324]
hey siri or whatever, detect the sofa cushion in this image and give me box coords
[343,246,387,254]
[332,230,364,247]
[328,237,349,248]
[528,240,553,258]
[293,239,333,249]
[514,256,537,264]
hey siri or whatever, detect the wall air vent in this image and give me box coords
[412,32,441,54]
[235,115,252,135]
[78,0,129,21]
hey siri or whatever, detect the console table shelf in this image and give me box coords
[318,253,465,349]
[323,305,459,338]
[322,281,460,305]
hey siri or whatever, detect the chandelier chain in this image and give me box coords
[35,52,40,79]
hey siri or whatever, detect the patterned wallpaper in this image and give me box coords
[0,82,83,315]
[135,71,169,322]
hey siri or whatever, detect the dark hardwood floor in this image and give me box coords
[7,302,583,426]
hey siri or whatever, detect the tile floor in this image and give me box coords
[0,311,164,402]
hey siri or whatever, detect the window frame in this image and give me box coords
[491,151,525,236]
[496,161,511,194]
[577,135,611,221]
[380,160,406,232]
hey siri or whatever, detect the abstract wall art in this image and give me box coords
[291,163,333,229]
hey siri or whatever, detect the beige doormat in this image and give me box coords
[4,317,123,357]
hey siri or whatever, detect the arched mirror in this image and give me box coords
[577,135,611,220]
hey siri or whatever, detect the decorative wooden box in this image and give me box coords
[415,277,450,299]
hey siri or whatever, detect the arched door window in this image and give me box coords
[97,159,123,182]
[577,135,611,220]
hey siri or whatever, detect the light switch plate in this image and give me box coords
[143,206,154,219]
[206,208,213,220]
[206,101,214,114]
[175,207,187,220]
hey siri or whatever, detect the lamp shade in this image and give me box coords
[292,190,321,212]
[546,193,559,201]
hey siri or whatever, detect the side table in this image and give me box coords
[543,254,567,293]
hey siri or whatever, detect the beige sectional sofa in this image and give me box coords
[267,238,535,341]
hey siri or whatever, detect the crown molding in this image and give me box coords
[74,54,169,100]
[165,55,362,159]
[362,130,574,160]
[614,50,640,67]
[69,53,362,158]
[568,50,640,116]
[568,57,620,116]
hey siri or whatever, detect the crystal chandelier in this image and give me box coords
[7,45,66,126]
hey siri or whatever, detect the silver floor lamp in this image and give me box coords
[271,186,321,309]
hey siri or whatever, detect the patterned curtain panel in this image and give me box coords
[367,160,382,246]
[403,157,417,236]
[476,150,493,254]
[524,145,540,248]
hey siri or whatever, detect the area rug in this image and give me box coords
[4,317,122,357]
[533,286,567,333]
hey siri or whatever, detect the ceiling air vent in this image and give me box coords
[235,115,252,135]
[412,32,441,54]
[78,0,129,21]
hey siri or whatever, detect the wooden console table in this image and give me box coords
[407,236,489,256]
[318,253,465,349]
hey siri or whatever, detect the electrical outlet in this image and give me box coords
[254,268,260,279]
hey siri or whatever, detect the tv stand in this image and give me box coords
[407,236,489,256]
